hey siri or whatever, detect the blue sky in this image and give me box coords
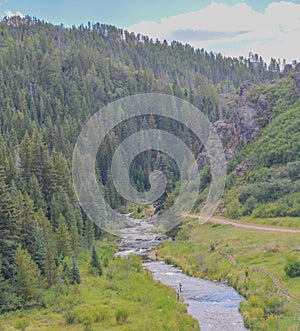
[1,1,300,62]
[0,0,297,27]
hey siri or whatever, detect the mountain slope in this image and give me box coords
[224,93,300,219]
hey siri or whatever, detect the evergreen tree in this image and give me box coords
[70,252,81,285]
[15,192,36,255]
[49,194,60,228]
[53,152,75,202]
[70,224,80,255]
[28,175,45,212]
[83,219,95,251]
[32,221,47,273]
[0,257,9,311]
[40,148,56,203]
[35,209,53,251]
[14,245,43,304]
[19,132,33,187]
[55,214,71,258]
[0,256,19,313]
[0,166,18,278]
[44,250,58,287]
[89,246,102,276]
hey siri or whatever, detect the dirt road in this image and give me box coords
[187,214,300,233]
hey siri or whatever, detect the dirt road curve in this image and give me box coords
[187,215,300,233]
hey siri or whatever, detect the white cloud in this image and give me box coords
[127,1,300,62]
[5,10,24,18]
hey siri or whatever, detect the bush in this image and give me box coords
[176,227,189,241]
[284,257,300,278]
[94,306,109,322]
[115,308,129,325]
[64,310,77,324]
[14,318,30,331]
[102,256,109,268]
[227,198,244,219]
[77,311,93,331]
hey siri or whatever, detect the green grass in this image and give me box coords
[158,218,300,330]
[0,243,199,331]
[238,216,300,229]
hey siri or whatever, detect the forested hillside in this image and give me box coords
[0,14,290,315]
[223,73,300,219]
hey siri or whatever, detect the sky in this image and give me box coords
[0,1,300,62]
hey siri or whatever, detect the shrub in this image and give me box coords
[227,198,244,219]
[284,257,300,278]
[209,243,216,252]
[94,307,109,322]
[115,308,129,325]
[103,256,109,268]
[77,311,93,331]
[176,227,189,241]
[64,310,77,324]
[14,318,30,331]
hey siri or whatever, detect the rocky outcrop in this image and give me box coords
[213,120,236,159]
[203,72,299,164]
[213,105,258,159]
[293,63,300,95]
[234,105,258,142]
[213,84,259,160]
[257,94,268,114]
[283,64,293,76]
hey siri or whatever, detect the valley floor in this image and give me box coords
[0,244,199,331]
[158,216,300,330]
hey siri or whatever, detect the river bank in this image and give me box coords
[116,218,248,331]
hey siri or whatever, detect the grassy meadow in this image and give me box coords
[158,217,300,330]
[236,216,300,229]
[0,242,199,331]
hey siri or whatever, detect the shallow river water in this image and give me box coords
[116,218,248,331]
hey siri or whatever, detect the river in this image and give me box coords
[116,218,248,331]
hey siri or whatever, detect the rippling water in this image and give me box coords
[144,261,248,331]
[116,218,248,331]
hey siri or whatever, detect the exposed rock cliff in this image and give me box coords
[293,63,300,95]
[212,69,300,162]
[212,82,259,160]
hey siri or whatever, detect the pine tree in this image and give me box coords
[44,250,58,287]
[49,194,60,228]
[0,166,18,278]
[34,209,53,250]
[15,191,36,255]
[83,219,94,251]
[56,189,76,228]
[55,214,71,258]
[28,175,45,212]
[14,245,43,304]
[89,246,102,276]
[53,152,75,202]
[0,257,9,311]
[19,132,33,187]
[32,221,46,273]
[40,148,56,203]
[70,224,79,255]
[31,128,45,181]
[70,252,81,285]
